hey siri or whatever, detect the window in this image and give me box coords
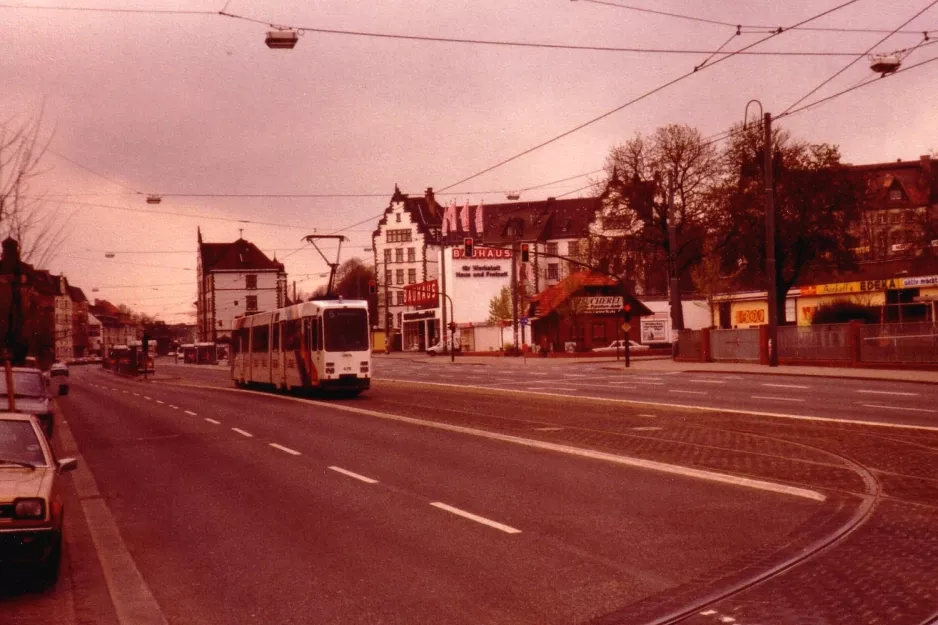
[396,269,404,285]
[272,322,280,350]
[245,295,258,312]
[547,263,559,279]
[396,312,403,328]
[567,240,579,257]
[407,247,416,262]
[592,322,607,342]
[408,268,417,284]
[323,308,370,352]
[890,212,901,225]
[546,242,558,256]
[879,212,887,225]
[396,291,405,305]
[395,248,404,263]
[395,212,401,223]
[385,270,392,286]
[904,211,915,224]
[283,320,301,350]
[245,274,257,290]
[889,188,903,201]
[252,324,268,352]
[384,249,392,264]
[387,229,412,243]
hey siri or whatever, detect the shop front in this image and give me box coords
[402,309,439,351]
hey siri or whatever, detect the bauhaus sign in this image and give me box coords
[452,247,512,259]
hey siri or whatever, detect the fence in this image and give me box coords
[711,328,760,362]
[677,321,938,368]
[777,324,850,361]
[857,322,938,364]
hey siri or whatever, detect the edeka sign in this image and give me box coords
[572,296,624,315]
[800,277,911,296]
[452,247,512,260]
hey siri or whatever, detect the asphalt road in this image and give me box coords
[374,357,938,430]
[8,361,938,624]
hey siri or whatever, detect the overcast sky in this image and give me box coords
[3,0,937,321]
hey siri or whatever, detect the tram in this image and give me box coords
[231,299,371,395]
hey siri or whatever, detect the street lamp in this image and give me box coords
[744,99,778,367]
[266,28,298,49]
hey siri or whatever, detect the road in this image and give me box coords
[5,359,938,624]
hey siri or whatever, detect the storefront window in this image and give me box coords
[592,322,606,342]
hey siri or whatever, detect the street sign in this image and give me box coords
[621,323,631,332]
[520,316,529,326]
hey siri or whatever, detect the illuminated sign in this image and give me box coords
[403,280,438,308]
[735,309,765,325]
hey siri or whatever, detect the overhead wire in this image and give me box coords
[434,0,862,193]
[780,0,938,116]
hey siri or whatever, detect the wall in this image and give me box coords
[442,245,514,326]
[210,270,283,339]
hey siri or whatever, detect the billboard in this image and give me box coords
[640,313,669,343]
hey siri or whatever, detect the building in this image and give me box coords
[527,271,652,352]
[87,313,103,355]
[373,186,607,351]
[196,229,288,342]
[89,299,139,354]
[68,285,90,357]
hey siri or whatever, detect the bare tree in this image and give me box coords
[0,108,70,267]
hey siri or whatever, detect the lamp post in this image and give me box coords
[745,100,778,367]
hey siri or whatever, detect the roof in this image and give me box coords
[850,156,936,209]
[199,238,284,273]
[68,285,87,303]
[481,197,601,245]
[529,271,619,317]
[372,186,445,241]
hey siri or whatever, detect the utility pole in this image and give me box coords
[667,173,685,333]
[510,238,518,348]
[440,235,448,351]
[764,112,779,367]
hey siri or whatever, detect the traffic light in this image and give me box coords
[463,237,473,257]
[368,279,376,295]
[521,243,530,263]
[623,303,632,322]
[448,321,457,332]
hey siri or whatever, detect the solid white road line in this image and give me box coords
[184,410,197,416]
[328,466,378,484]
[269,443,301,456]
[762,383,811,389]
[751,395,806,402]
[231,427,253,437]
[860,403,937,414]
[204,418,220,424]
[856,389,919,397]
[670,389,707,395]
[430,502,521,534]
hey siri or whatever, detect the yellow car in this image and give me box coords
[0,412,77,587]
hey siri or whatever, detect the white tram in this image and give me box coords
[231,299,371,395]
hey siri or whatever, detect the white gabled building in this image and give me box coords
[197,229,288,343]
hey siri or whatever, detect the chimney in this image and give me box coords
[425,187,438,217]
[1,237,20,274]
[922,154,935,202]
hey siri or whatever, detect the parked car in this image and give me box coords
[590,339,650,353]
[0,368,54,438]
[426,339,461,355]
[49,363,69,396]
[0,412,77,587]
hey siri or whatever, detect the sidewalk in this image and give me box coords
[374,352,938,383]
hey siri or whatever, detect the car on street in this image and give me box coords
[426,339,461,355]
[0,368,54,439]
[0,412,77,587]
[49,363,69,396]
[590,339,650,353]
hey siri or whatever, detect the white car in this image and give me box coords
[426,339,460,355]
[591,340,650,353]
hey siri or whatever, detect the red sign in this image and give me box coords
[452,247,512,259]
[404,280,439,308]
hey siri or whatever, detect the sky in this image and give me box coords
[2,0,937,322]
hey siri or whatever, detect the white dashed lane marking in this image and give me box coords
[670,389,707,395]
[231,428,253,437]
[169,405,179,410]
[688,379,726,384]
[430,502,521,534]
[762,382,810,389]
[204,418,221,425]
[143,396,152,400]
[856,389,919,397]
[751,395,806,402]
[155,400,164,405]
[328,466,378,484]
[269,443,301,456]
[184,410,197,416]
[861,403,936,414]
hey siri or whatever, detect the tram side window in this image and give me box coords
[272,323,280,351]
[310,317,321,351]
[252,325,269,353]
[283,320,301,351]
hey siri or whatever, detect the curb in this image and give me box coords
[693,368,938,386]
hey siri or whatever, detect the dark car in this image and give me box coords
[49,363,69,396]
[0,368,54,439]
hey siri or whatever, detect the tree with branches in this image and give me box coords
[0,109,70,267]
